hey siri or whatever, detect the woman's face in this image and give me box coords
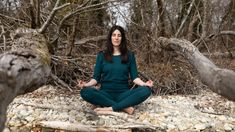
[111,29,122,47]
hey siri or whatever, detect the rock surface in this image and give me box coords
[5,85,235,132]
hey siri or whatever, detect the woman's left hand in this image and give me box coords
[145,80,154,88]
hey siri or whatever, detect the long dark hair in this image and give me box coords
[104,25,128,63]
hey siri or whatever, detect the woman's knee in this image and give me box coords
[139,86,152,97]
[80,87,97,99]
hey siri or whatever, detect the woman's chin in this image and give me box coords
[113,45,120,47]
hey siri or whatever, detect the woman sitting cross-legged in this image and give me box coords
[77,25,154,115]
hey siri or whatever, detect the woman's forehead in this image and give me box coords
[112,29,121,34]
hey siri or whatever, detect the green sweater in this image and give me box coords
[93,52,138,92]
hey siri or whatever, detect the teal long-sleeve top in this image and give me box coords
[93,51,138,92]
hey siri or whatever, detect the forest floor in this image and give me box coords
[4,85,235,132]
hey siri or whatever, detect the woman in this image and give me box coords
[78,25,153,115]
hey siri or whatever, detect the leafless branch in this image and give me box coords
[74,35,106,45]
[0,13,25,23]
[38,0,71,33]
[0,24,6,52]
[219,31,235,36]
[175,0,195,37]
[193,30,235,45]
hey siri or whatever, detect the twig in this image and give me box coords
[0,13,25,23]
[50,73,73,92]
[74,35,106,45]
[0,24,6,52]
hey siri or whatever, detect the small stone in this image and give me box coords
[167,124,176,130]
[143,119,150,124]
[194,123,207,130]
[96,119,105,126]
[21,109,29,116]
[178,123,191,131]
[218,116,227,121]
[25,116,34,122]
[224,123,232,131]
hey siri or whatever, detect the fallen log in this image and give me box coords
[36,121,159,132]
[0,28,51,131]
[158,37,235,101]
[37,121,109,132]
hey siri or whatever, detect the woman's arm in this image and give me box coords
[133,78,153,87]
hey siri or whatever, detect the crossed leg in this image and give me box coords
[80,86,151,115]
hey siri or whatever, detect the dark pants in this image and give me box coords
[80,86,151,111]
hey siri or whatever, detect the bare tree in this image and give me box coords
[201,0,211,37]
[156,0,166,37]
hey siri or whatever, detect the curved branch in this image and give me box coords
[193,30,235,45]
[158,37,235,101]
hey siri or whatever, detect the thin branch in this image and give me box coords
[0,24,6,52]
[77,0,92,9]
[74,35,106,45]
[192,30,235,45]
[219,31,235,36]
[0,13,25,23]
[175,0,195,37]
[38,0,70,33]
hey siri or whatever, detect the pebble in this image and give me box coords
[194,123,207,130]
[224,123,233,131]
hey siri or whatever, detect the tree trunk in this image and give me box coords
[158,37,235,101]
[156,0,166,37]
[0,28,51,131]
[202,0,211,37]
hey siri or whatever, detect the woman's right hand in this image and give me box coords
[145,80,154,88]
[77,80,86,89]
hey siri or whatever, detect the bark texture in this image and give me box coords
[158,37,235,101]
[0,28,51,131]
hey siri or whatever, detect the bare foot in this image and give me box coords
[123,107,134,115]
[94,107,113,114]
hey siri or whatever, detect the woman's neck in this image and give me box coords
[113,47,121,55]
